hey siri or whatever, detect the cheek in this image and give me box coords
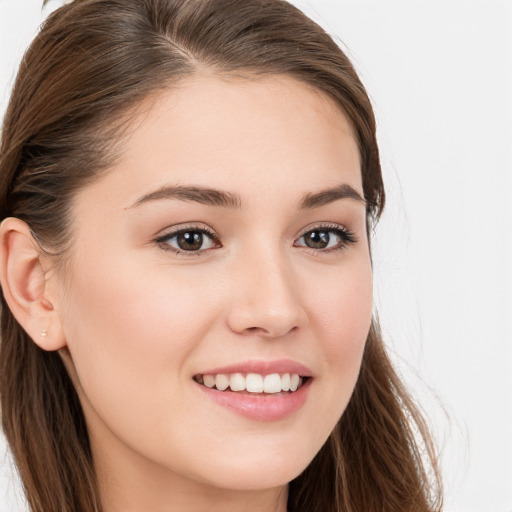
[286,253,372,450]
[63,257,218,359]
[308,258,372,423]
[59,258,221,429]
[312,258,373,359]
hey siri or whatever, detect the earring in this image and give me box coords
[41,329,48,338]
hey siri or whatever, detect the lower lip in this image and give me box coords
[195,379,312,422]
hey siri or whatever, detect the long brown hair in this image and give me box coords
[0,1,442,510]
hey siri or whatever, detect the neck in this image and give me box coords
[99,468,289,512]
[92,430,289,512]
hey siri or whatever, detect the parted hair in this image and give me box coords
[0,0,442,511]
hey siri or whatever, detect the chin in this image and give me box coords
[194,445,316,492]
[208,467,298,492]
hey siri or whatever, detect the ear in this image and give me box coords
[0,217,66,351]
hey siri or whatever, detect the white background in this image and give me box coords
[0,1,511,511]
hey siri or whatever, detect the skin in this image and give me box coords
[1,74,373,512]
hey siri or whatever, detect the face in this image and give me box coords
[55,75,373,498]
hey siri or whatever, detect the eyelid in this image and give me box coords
[154,223,221,256]
[294,222,358,250]
[296,222,350,238]
[297,222,357,241]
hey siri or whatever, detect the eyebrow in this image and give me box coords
[129,185,242,209]
[128,183,365,210]
[298,184,365,209]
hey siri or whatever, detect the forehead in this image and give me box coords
[74,73,362,212]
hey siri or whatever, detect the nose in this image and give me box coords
[226,251,308,338]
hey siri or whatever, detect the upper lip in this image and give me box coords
[196,359,313,377]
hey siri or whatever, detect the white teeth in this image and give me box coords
[198,372,305,393]
[263,373,282,393]
[281,373,290,391]
[289,373,300,392]
[229,373,245,391]
[246,373,264,393]
[215,374,229,391]
[203,375,216,388]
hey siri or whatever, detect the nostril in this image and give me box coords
[247,326,269,334]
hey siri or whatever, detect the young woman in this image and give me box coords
[0,0,442,511]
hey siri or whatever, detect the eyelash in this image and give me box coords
[155,224,221,257]
[155,223,357,257]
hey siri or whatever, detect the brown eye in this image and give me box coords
[158,228,218,253]
[296,226,357,252]
[176,231,204,251]
[303,230,330,249]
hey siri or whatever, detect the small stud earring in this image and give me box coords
[41,329,48,338]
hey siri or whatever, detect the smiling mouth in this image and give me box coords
[193,373,308,394]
